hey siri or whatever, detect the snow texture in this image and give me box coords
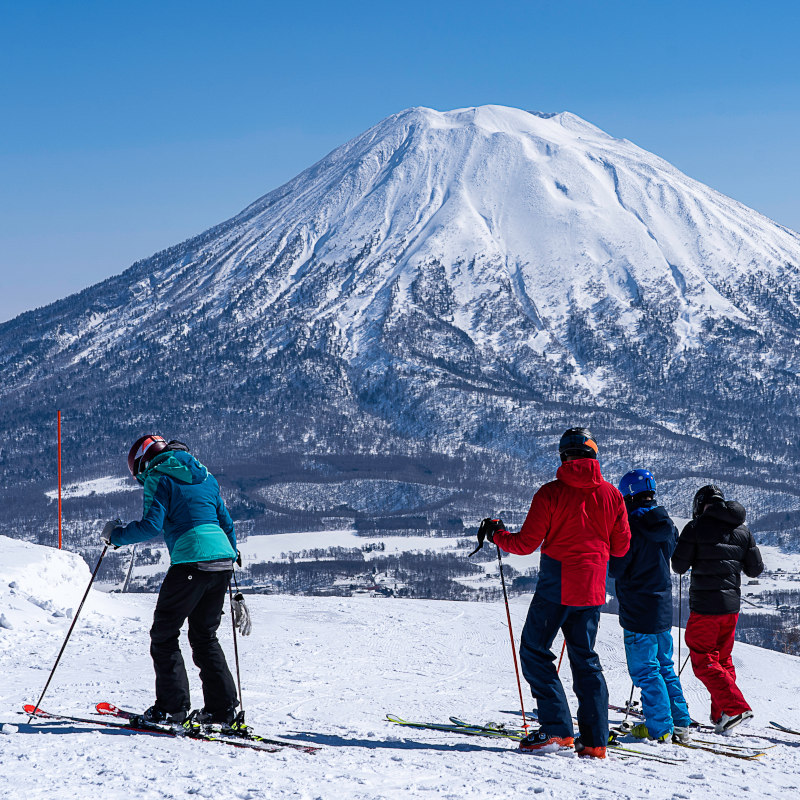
[45,476,139,501]
[3,537,800,798]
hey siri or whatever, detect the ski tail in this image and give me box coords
[24,705,52,718]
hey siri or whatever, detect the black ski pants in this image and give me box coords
[150,564,237,715]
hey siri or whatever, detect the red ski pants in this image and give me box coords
[684,611,751,720]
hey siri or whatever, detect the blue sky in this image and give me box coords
[1,0,798,322]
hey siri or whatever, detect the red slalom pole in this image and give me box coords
[57,411,62,550]
[495,547,530,733]
[556,639,566,673]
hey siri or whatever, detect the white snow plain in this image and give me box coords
[3,535,800,799]
[45,476,139,501]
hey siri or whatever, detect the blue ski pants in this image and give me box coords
[623,630,691,739]
[519,593,608,748]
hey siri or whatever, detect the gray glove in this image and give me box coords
[232,592,252,636]
[101,519,123,547]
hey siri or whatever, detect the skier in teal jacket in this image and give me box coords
[103,435,240,725]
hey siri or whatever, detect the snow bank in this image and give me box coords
[0,536,140,635]
[3,536,800,799]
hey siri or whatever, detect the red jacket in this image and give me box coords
[493,459,630,606]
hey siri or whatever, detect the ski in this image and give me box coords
[769,721,800,736]
[388,714,686,763]
[24,705,283,753]
[448,717,526,737]
[387,713,522,740]
[612,708,771,743]
[96,702,320,754]
[674,740,764,760]
[450,718,686,764]
[691,738,775,752]
[611,725,765,760]
[608,703,645,719]
[607,742,687,764]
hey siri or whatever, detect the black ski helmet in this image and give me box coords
[558,427,598,461]
[692,484,725,519]
[127,434,168,478]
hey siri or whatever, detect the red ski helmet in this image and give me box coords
[127,434,168,478]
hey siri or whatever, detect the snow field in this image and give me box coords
[3,537,800,799]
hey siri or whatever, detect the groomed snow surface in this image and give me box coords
[2,536,800,799]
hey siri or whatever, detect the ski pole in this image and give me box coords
[228,581,244,715]
[622,682,635,725]
[556,639,566,674]
[678,575,682,669]
[28,544,109,723]
[495,545,530,733]
[679,653,690,676]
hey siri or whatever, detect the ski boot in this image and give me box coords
[141,705,187,725]
[672,726,691,744]
[575,737,606,759]
[519,729,574,754]
[630,722,671,743]
[714,710,753,735]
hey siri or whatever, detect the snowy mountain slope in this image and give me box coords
[3,105,800,545]
[2,538,800,799]
[5,106,799,376]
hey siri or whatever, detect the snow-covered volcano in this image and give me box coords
[168,104,798,365]
[10,105,798,378]
[3,105,800,536]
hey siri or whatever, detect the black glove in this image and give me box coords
[483,518,505,543]
[100,519,123,547]
[236,550,243,568]
[468,518,505,556]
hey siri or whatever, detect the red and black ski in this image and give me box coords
[24,705,283,753]
[96,702,320,754]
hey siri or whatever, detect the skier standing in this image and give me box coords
[484,428,630,759]
[102,435,240,725]
[609,469,692,743]
[671,485,764,734]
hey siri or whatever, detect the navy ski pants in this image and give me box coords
[150,565,238,715]
[519,593,608,747]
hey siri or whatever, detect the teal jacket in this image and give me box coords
[111,450,237,565]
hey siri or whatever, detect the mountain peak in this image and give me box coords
[2,104,800,491]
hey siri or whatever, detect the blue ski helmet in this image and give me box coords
[618,469,657,499]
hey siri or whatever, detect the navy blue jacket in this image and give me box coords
[608,501,678,634]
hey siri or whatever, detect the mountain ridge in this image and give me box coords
[3,104,800,546]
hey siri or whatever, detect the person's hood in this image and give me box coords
[629,504,676,542]
[556,458,603,491]
[137,449,209,486]
[704,500,747,527]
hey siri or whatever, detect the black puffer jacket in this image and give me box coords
[671,500,764,615]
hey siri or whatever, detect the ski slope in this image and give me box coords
[2,536,800,799]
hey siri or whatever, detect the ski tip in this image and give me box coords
[23,705,42,715]
[96,702,120,716]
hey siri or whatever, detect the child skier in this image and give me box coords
[609,469,692,743]
[101,435,240,725]
[671,485,764,734]
[483,428,630,759]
